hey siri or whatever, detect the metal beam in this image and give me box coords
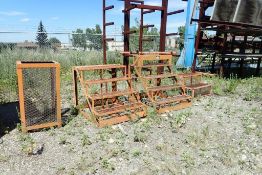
[142,24,155,28]
[159,0,168,52]
[143,9,155,14]
[123,0,131,67]
[123,4,164,12]
[192,19,262,30]
[167,9,184,16]
[139,1,144,52]
[104,5,114,10]
[103,0,114,64]
[166,33,179,36]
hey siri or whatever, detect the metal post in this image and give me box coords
[256,39,262,76]
[220,32,228,77]
[228,35,235,71]
[192,0,205,72]
[239,35,247,77]
[103,0,114,64]
[103,0,106,64]
[159,0,168,52]
[124,0,131,67]
[211,53,216,73]
[139,2,144,52]
[157,0,168,86]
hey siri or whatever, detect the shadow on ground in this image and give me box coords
[0,102,20,138]
[0,105,72,137]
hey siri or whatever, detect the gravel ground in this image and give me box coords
[0,77,261,175]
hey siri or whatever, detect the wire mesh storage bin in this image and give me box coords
[16,61,61,132]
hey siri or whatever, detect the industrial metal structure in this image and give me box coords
[122,0,184,66]
[192,0,262,77]
[103,0,115,64]
[178,72,212,97]
[72,0,213,127]
[132,53,192,113]
[177,0,199,68]
[72,64,146,127]
[17,61,62,133]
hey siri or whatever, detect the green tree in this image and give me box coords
[49,37,61,45]
[72,29,87,50]
[178,26,185,51]
[86,24,102,50]
[36,21,48,48]
[129,18,160,52]
[48,37,61,51]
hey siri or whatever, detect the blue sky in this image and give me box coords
[0,0,188,43]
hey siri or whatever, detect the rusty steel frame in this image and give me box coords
[132,53,192,113]
[16,61,62,133]
[192,0,262,76]
[73,64,147,127]
[103,0,115,64]
[122,0,183,67]
[178,72,212,98]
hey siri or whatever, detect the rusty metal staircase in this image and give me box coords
[73,64,146,127]
[132,53,192,113]
[178,72,212,97]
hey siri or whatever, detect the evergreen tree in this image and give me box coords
[36,21,48,48]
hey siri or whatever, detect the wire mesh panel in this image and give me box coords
[17,61,61,132]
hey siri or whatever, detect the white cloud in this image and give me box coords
[51,17,59,20]
[0,11,26,16]
[20,18,30,22]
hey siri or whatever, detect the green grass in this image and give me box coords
[208,75,262,98]
[0,48,121,103]
[1,48,262,104]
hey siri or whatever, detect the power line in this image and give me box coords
[0,31,164,37]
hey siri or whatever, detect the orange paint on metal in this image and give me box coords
[16,61,62,133]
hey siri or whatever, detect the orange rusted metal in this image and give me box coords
[16,61,62,133]
[178,72,212,98]
[73,64,146,127]
[132,54,192,113]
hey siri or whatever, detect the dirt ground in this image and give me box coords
[0,77,261,175]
